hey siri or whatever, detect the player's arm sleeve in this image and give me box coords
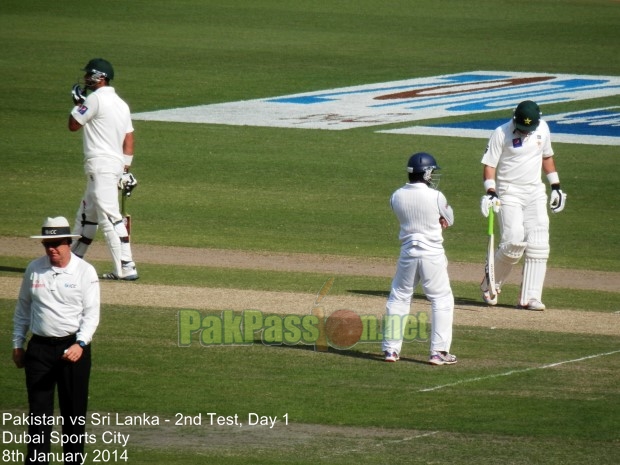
[541,121,554,158]
[12,267,33,349]
[481,128,503,167]
[76,265,101,345]
[122,108,135,168]
[389,192,397,211]
[438,192,454,226]
[125,116,134,134]
[70,93,98,127]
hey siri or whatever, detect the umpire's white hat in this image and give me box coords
[30,217,81,239]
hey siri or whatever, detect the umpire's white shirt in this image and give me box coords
[390,183,454,255]
[13,253,100,348]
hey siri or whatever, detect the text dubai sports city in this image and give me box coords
[177,309,429,346]
[2,414,121,447]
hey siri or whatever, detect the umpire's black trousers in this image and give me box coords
[24,334,91,465]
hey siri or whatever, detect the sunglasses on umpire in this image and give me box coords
[42,240,69,249]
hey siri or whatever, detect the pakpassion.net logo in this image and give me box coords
[177,279,429,351]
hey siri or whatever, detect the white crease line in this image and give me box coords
[320,431,439,458]
[384,431,440,444]
[420,349,620,392]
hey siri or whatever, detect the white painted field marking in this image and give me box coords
[383,431,440,444]
[380,125,620,146]
[380,106,620,146]
[133,71,620,130]
[319,431,439,459]
[419,349,620,392]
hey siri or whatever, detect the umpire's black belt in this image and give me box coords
[31,334,76,345]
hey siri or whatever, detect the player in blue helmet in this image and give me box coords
[382,152,457,365]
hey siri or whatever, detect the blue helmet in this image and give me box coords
[407,152,439,174]
[406,152,441,187]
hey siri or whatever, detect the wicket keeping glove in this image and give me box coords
[480,190,501,218]
[549,185,566,213]
[71,84,87,105]
[118,172,138,197]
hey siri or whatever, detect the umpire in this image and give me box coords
[12,216,100,465]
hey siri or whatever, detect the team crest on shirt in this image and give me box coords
[512,138,523,148]
[78,105,88,115]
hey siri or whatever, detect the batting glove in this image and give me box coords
[71,84,87,105]
[480,190,501,218]
[118,172,138,196]
[549,185,566,213]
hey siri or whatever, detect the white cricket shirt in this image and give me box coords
[390,183,454,254]
[71,86,134,165]
[481,119,554,188]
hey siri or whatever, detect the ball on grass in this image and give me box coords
[324,309,363,349]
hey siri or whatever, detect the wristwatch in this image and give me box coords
[77,340,87,348]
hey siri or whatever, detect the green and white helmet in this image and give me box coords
[83,58,114,86]
[513,100,541,133]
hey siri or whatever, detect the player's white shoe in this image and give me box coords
[519,299,546,311]
[384,351,400,362]
[102,261,139,281]
[480,278,499,306]
[429,351,458,366]
[101,272,139,281]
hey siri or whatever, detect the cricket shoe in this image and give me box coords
[480,278,499,306]
[518,299,545,311]
[429,351,458,366]
[384,351,400,363]
[101,262,139,281]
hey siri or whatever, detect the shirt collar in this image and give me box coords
[44,253,79,275]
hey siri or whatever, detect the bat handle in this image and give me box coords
[488,208,494,235]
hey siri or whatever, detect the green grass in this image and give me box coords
[1,1,619,270]
[1,1,619,464]
[1,257,618,312]
[1,302,619,464]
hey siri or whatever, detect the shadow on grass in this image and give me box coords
[349,289,390,298]
[257,336,430,365]
[351,290,508,311]
[329,348,430,366]
[0,266,26,274]
[456,297,525,311]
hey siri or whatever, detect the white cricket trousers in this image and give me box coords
[496,182,550,304]
[497,183,549,248]
[73,157,133,273]
[382,248,454,355]
[79,157,125,225]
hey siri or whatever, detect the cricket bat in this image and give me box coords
[121,189,132,239]
[485,208,497,297]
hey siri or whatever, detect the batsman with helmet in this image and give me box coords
[382,152,457,366]
[480,100,567,310]
[68,58,139,280]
